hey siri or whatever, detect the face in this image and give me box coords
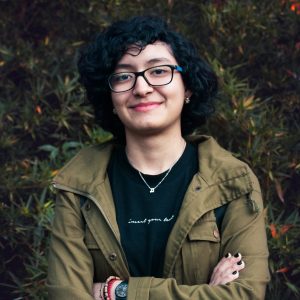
[110,41,192,137]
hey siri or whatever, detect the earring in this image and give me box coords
[185,97,190,104]
[113,108,117,114]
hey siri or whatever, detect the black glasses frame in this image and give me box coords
[108,64,183,93]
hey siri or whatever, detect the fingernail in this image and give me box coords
[234,253,240,258]
[237,260,243,265]
[225,253,231,258]
[232,271,237,275]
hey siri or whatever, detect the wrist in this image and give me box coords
[104,276,120,300]
[110,280,123,300]
[114,280,128,300]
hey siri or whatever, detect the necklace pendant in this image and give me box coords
[150,188,155,193]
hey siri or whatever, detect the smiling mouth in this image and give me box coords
[130,102,162,112]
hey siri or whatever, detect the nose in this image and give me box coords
[132,74,153,96]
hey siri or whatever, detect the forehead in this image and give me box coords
[116,41,177,66]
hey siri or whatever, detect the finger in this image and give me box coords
[217,256,241,273]
[210,268,240,286]
[220,252,232,262]
[227,260,246,277]
[210,257,236,285]
[230,259,246,273]
[222,253,243,270]
[230,270,240,280]
[236,259,245,271]
[233,252,242,261]
[210,256,244,284]
[220,269,240,285]
[211,252,232,275]
[210,253,244,284]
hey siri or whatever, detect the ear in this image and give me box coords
[185,89,193,98]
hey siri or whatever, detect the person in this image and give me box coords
[46,16,270,300]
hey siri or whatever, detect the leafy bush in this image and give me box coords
[0,0,299,299]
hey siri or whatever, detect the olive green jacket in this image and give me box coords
[47,135,270,299]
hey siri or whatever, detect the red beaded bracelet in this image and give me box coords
[104,276,120,300]
[108,278,120,299]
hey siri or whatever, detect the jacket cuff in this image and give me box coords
[127,277,152,300]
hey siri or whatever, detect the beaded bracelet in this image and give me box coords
[103,276,120,300]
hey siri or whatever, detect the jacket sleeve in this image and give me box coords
[46,191,95,300]
[126,176,270,300]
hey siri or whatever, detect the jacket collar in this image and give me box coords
[53,141,113,195]
[53,135,249,195]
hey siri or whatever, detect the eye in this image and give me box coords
[153,69,166,75]
[150,66,170,76]
[112,73,134,83]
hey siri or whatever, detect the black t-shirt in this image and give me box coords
[107,143,198,277]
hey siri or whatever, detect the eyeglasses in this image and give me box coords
[108,64,183,93]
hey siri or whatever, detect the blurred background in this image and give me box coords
[0,0,299,299]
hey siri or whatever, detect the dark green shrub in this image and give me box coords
[0,0,299,299]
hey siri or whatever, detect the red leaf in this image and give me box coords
[280,224,293,235]
[35,105,42,115]
[276,267,289,273]
[269,224,278,239]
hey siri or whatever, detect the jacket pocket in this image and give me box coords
[180,221,220,285]
[188,221,220,242]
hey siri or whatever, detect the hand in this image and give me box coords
[209,252,245,286]
[93,282,105,300]
[93,279,123,300]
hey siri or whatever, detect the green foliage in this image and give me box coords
[266,207,300,299]
[0,0,299,299]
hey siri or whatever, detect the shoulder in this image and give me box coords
[189,135,262,207]
[190,135,256,178]
[53,141,115,188]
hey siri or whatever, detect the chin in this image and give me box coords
[126,123,163,136]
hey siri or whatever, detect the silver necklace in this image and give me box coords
[138,142,186,194]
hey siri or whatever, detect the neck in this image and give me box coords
[125,130,186,175]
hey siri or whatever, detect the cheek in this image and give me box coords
[168,78,186,96]
[111,95,124,108]
[165,85,185,104]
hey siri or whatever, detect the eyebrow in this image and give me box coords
[115,57,173,71]
[147,57,172,64]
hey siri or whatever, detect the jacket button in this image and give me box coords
[213,229,220,239]
[109,253,117,261]
[85,203,91,211]
[195,186,201,191]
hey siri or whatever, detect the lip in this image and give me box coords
[130,102,162,112]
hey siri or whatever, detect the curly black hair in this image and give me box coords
[77,16,218,140]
